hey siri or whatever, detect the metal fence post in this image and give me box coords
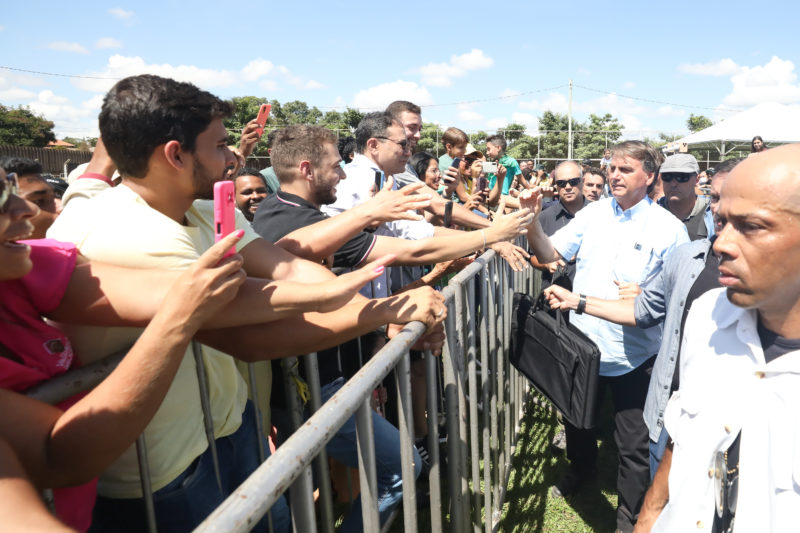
[303,352,335,533]
[465,276,482,533]
[425,348,443,532]
[442,298,465,533]
[393,350,418,533]
[356,399,380,532]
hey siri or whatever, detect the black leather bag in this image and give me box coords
[510,292,601,429]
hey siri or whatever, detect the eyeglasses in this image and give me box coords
[660,172,695,183]
[555,177,581,188]
[0,172,19,214]
[374,136,410,150]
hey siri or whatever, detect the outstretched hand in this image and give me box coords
[316,254,397,313]
[238,118,264,159]
[489,241,530,272]
[518,187,545,219]
[543,284,578,311]
[490,198,534,241]
[367,178,432,222]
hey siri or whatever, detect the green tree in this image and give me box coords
[281,101,323,125]
[320,107,364,133]
[536,111,571,167]
[0,105,56,147]
[224,96,271,157]
[501,123,526,144]
[62,136,97,151]
[574,113,623,160]
[416,123,443,155]
[687,114,713,133]
[506,135,539,160]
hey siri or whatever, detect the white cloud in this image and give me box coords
[577,67,591,76]
[95,37,123,49]
[108,7,134,20]
[678,58,741,77]
[259,79,279,92]
[519,92,569,114]
[352,81,433,110]
[722,56,800,107]
[656,105,685,118]
[511,112,539,132]
[241,59,322,89]
[71,55,239,93]
[415,49,493,87]
[486,118,507,130]
[27,90,100,138]
[458,110,484,122]
[47,41,89,54]
[0,25,4,31]
[241,59,274,81]
[623,81,636,89]
[0,87,36,101]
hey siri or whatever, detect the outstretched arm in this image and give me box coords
[543,284,637,326]
[633,443,672,533]
[0,232,246,489]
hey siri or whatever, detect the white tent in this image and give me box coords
[663,102,800,156]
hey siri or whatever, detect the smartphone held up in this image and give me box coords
[213,181,237,259]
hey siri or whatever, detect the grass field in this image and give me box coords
[498,394,619,533]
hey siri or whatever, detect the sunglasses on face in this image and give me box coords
[374,136,410,150]
[555,177,581,188]
[0,172,19,214]
[660,172,695,183]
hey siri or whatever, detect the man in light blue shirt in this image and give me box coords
[521,141,689,533]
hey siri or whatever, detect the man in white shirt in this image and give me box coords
[635,143,800,532]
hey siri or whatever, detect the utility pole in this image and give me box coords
[567,79,573,160]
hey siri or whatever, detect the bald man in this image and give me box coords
[635,144,800,532]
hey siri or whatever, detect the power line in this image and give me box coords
[572,83,744,113]
[1,63,741,116]
[0,65,120,80]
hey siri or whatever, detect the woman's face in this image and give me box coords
[423,158,441,189]
[0,169,37,281]
[753,138,764,151]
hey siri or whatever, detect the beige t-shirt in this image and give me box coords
[48,183,257,498]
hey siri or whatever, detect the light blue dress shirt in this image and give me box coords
[550,196,689,376]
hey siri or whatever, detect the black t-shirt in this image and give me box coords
[537,198,586,289]
[712,322,800,532]
[252,190,377,269]
[250,190,379,405]
[673,246,721,390]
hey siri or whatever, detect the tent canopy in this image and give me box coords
[664,102,800,155]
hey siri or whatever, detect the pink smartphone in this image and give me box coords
[255,103,271,134]
[213,181,236,259]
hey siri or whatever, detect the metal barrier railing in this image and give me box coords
[26,242,539,533]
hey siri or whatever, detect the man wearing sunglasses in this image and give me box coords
[657,154,713,241]
[530,160,587,290]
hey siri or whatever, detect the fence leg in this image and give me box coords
[135,434,158,533]
[191,341,223,495]
[425,348,444,532]
[394,350,418,533]
[442,300,466,533]
[356,399,380,532]
[304,353,336,533]
[465,277,482,533]
[479,265,493,533]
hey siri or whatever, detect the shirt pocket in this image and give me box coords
[612,245,658,284]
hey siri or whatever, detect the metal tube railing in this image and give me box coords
[26,241,539,533]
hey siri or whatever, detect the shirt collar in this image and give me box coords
[276,189,318,210]
[611,194,652,217]
[555,196,587,218]
[350,152,380,172]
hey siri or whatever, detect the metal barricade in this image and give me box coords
[25,242,538,533]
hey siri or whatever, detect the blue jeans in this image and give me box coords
[649,426,670,481]
[90,402,291,533]
[320,377,422,533]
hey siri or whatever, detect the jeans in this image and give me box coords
[90,402,291,533]
[648,426,670,480]
[274,377,421,533]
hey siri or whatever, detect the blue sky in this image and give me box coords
[2,1,799,140]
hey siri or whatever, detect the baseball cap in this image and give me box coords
[534,163,545,170]
[581,158,591,165]
[660,153,700,174]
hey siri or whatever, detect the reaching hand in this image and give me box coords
[387,286,447,330]
[543,284,579,311]
[547,258,566,274]
[518,188,545,219]
[614,280,641,300]
[160,230,247,333]
[317,255,397,313]
[238,118,263,159]
[489,241,530,272]
[489,199,534,241]
[367,178,431,222]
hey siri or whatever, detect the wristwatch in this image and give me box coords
[576,294,587,314]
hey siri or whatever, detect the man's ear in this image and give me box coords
[162,140,185,171]
[299,160,313,180]
[366,138,380,155]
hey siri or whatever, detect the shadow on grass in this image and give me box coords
[499,392,619,533]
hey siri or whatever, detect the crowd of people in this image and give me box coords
[0,71,797,533]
